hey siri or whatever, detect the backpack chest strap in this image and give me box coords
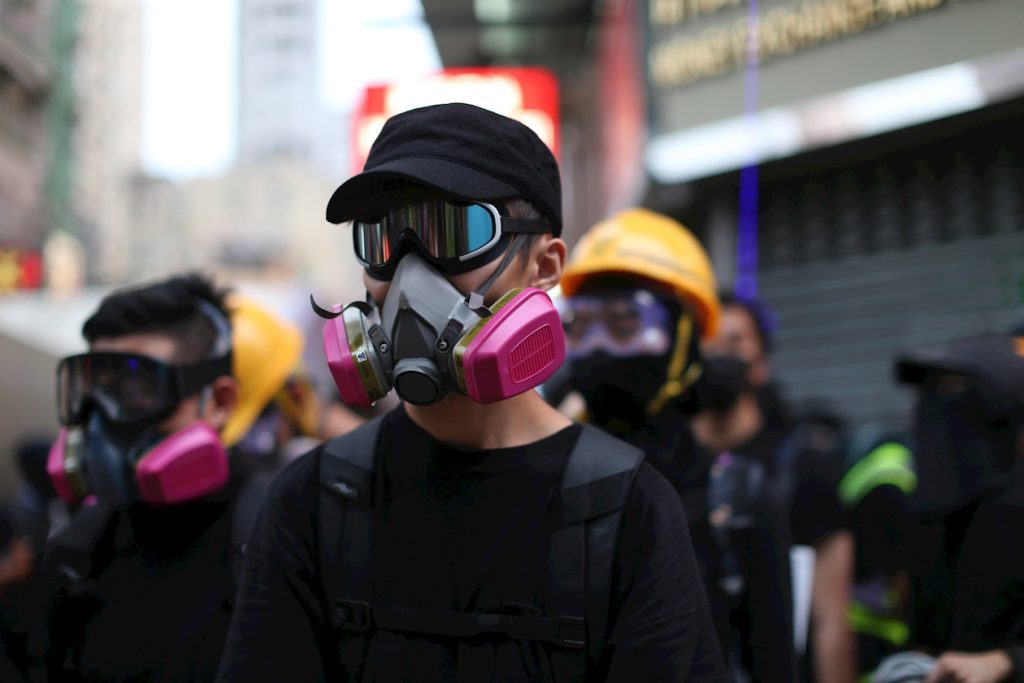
[331,599,587,649]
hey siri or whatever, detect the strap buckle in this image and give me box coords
[333,599,373,632]
[554,616,586,649]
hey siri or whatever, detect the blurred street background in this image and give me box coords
[1,0,1022,494]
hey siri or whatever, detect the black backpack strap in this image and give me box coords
[318,416,385,679]
[327,602,589,646]
[42,502,116,674]
[45,502,115,597]
[548,424,645,681]
[317,418,643,682]
[229,473,274,588]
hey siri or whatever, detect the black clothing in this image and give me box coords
[908,488,1024,680]
[734,419,848,548]
[732,415,850,683]
[569,354,671,432]
[910,389,1018,519]
[638,416,795,683]
[217,406,725,682]
[0,504,34,683]
[36,479,244,682]
[848,485,915,675]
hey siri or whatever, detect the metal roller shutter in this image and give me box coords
[757,124,1024,430]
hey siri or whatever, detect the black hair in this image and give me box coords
[718,290,775,355]
[82,272,232,364]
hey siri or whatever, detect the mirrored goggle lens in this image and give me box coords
[57,353,176,425]
[353,201,499,267]
[560,290,673,358]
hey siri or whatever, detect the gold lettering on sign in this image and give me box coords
[650,0,951,88]
[651,0,747,26]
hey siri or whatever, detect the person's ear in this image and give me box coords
[528,235,567,291]
[204,376,239,431]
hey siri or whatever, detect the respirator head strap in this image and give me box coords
[467,234,527,309]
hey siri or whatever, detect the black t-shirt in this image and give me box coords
[38,488,240,682]
[851,485,914,580]
[729,422,848,547]
[908,492,1024,668]
[637,416,795,682]
[217,406,726,682]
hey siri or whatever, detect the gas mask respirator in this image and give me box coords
[47,301,232,507]
[48,415,229,508]
[318,250,566,407]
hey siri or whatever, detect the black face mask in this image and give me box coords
[694,355,752,413]
[910,388,1017,519]
[82,411,164,507]
[568,352,673,436]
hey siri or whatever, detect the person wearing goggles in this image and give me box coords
[560,289,674,360]
[556,208,798,683]
[33,274,246,683]
[218,104,724,683]
[56,348,230,430]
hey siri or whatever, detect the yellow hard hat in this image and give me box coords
[221,294,305,448]
[561,208,721,339]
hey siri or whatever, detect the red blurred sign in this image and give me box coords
[351,67,560,176]
[0,249,42,293]
[598,0,646,214]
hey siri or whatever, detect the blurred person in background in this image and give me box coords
[217,103,724,682]
[318,392,372,439]
[0,469,39,683]
[0,436,68,682]
[557,207,792,682]
[839,424,917,679]
[32,273,252,682]
[222,294,332,476]
[872,334,1024,683]
[8,436,71,547]
[690,293,857,683]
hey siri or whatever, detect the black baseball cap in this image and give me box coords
[326,103,563,236]
[895,334,1024,417]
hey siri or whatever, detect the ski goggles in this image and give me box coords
[57,351,232,426]
[559,290,673,358]
[352,200,548,278]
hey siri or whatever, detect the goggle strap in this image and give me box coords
[178,354,232,397]
[196,299,233,358]
[498,217,549,234]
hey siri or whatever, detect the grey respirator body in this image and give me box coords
[320,250,565,407]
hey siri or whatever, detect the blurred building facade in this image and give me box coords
[108,0,357,293]
[0,0,59,291]
[74,0,142,285]
[0,0,145,290]
[130,162,362,299]
[636,0,1024,428]
[418,0,1024,429]
[237,0,348,178]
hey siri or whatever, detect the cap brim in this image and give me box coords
[326,157,520,224]
[895,349,974,385]
[894,337,1017,386]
